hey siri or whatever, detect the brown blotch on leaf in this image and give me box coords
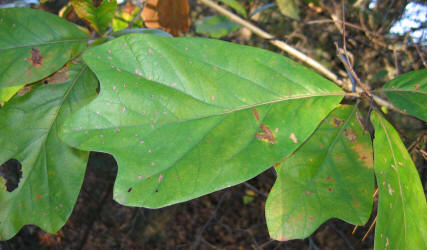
[289,133,298,143]
[255,124,275,143]
[92,0,103,7]
[27,48,44,66]
[344,128,357,142]
[35,194,43,200]
[352,143,373,168]
[414,84,419,90]
[332,117,344,127]
[44,65,69,85]
[253,108,260,121]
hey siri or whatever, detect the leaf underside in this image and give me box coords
[0,62,98,240]
[60,34,344,208]
[382,69,427,122]
[371,111,427,250]
[0,8,89,89]
[266,105,374,241]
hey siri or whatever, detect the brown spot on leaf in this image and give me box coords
[325,177,332,182]
[35,194,43,200]
[253,108,260,121]
[305,190,312,196]
[255,124,275,143]
[309,216,313,221]
[289,133,298,143]
[344,128,357,142]
[44,65,69,84]
[414,84,419,90]
[352,143,373,168]
[332,117,344,127]
[28,48,44,66]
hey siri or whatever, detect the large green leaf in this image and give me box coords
[0,61,98,240]
[196,15,240,38]
[71,0,117,34]
[0,8,89,89]
[381,69,427,122]
[266,105,374,241]
[59,34,344,208]
[371,111,427,250]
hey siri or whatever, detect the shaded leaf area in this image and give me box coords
[60,34,344,208]
[0,62,98,240]
[142,0,190,36]
[218,0,247,17]
[196,15,240,38]
[381,69,427,122]
[371,111,427,250]
[266,105,374,241]
[71,0,117,34]
[0,8,89,88]
[276,0,300,20]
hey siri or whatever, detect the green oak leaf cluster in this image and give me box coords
[0,7,426,249]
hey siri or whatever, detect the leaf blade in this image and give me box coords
[71,0,117,34]
[0,62,98,240]
[371,111,427,250]
[0,8,89,89]
[60,34,344,208]
[266,105,375,240]
[382,69,427,122]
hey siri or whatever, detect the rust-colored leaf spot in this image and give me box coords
[414,84,419,90]
[332,117,344,127]
[328,188,333,192]
[255,124,275,143]
[289,133,298,143]
[252,108,260,121]
[274,163,280,168]
[29,48,44,66]
[344,128,357,142]
[352,143,373,168]
[158,174,163,183]
[35,194,43,200]
[305,190,312,196]
[325,176,332,182]
[44,66,69,84]
[142,0,190,36]
[309,216,313,221]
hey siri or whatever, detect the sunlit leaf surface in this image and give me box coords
[60,34,344,208]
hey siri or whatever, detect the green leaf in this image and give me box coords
[371,111,427,250]
[217,0,247,17]
[59,34,344,208]
[0,85,24,106]
[111,28,173,38]
[381,69,427,122]
[196,15,240,38]
[0,8,89,89]
[71,0,117,34]
[276,0,300,20]
[266,105,374,241]
[0,61,98,240]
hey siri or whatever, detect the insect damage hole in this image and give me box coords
[0,159,22,192]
